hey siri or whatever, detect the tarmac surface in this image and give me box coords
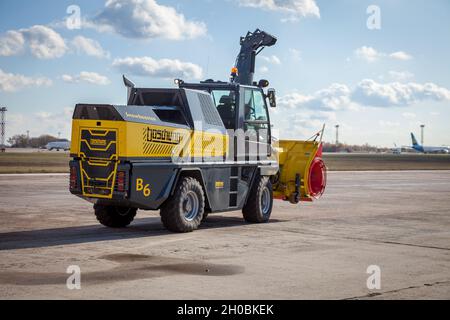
[0,171,449,299]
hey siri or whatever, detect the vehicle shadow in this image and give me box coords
[0,215,283,251]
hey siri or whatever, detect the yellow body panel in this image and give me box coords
[273,140,320,201]
[71,119,228,159]
[71,119,228,199]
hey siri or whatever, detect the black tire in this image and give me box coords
[160,177,205,233]
[94,204,137,228]
[242,174,273,223]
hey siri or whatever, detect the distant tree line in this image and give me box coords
[6,134,388,152]
[322,142,389,153]
[7,134,67,148]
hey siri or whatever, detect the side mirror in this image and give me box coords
[267,88,276,108]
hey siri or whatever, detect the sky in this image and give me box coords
[0,0,449,147]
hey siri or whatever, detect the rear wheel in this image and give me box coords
[160,177,205,233]
[94,204,137,228]
[242,175,273,223]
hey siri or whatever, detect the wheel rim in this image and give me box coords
[115,206,131,217]
[260,186,271,216]
[183,191,199,221]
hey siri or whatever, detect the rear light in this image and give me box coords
[116,171,126,193]
[70,166,77,190]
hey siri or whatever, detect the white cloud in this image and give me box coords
[62,72,110,85]
[402,112,416,120]
[353,79,450,107]
[35,107,73,121]
[0,68,52,92]
[71,36,110,59]
[92,0,207,40]
[379,120,400,128]
[259,55,281,65]
[259,66,269,73]
[284,80,450,111]
[389,51,412,61]
[7,109,71,141]
[0,31,25,56]
[355,46,413,63]
[289,48,301,61]
[389,70,414,81]
[0,25,67,59]
[0,26,112,60]
[355,46,382,62]
[20,25,67,59]
[279,83,353,111]
[271,108,334,140]
[112,56,203,79]
[237,0,320,19]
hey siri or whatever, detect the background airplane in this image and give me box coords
[411,133,449,154]
[391,143,402,154]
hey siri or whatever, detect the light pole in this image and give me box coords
[335,125,340,146]
[420,124,425,146]
[0,107,7,152]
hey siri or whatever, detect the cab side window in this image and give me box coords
[211,90,236,129]
[244,89,268,122]
[243,88,270,146]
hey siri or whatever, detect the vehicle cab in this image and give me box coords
[179,79,276,161]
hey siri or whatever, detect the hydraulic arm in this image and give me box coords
[233,29,277,85]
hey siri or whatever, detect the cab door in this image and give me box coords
[242,88,271,161]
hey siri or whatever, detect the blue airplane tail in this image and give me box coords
[411,133,419,146]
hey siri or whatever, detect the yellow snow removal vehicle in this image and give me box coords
[69,29,327,233]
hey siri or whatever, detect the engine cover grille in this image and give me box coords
[78,128,118,199]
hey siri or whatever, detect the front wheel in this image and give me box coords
[242,175,273,223]
[160,177,205,233]
[94,204,137,228]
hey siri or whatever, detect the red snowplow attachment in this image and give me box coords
[308,144,327,198]
[273,140,327,203]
